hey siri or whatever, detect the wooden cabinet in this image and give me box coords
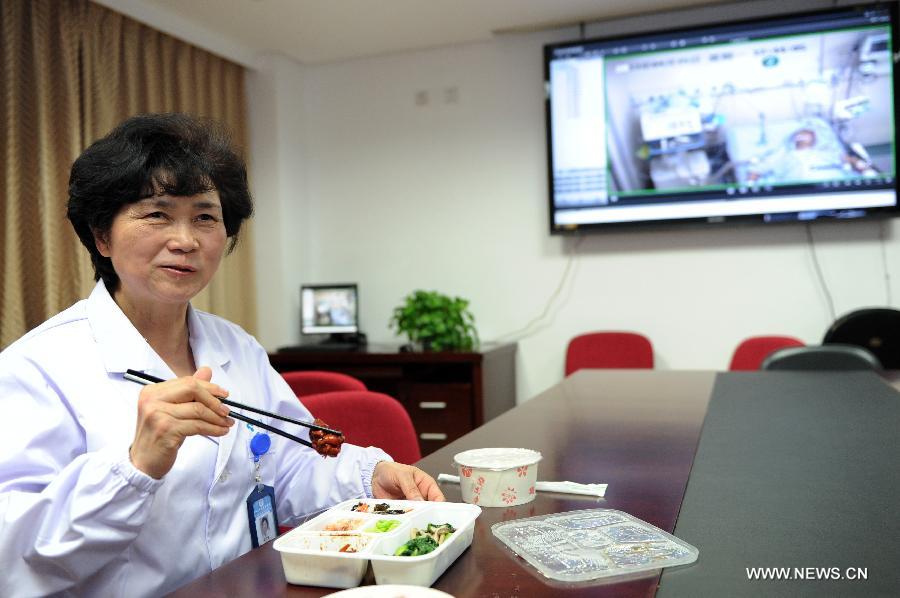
[268,343,516,456]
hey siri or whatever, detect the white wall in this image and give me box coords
[247,0,900,403]
[246,55,315,347]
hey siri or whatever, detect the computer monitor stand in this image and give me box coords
[315,332,367,349]
[279,333,368,352]
[320,332,366,346]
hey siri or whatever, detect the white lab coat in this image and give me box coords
[0,281,391,596]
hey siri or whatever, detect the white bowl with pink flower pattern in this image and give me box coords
[453,448,542,507]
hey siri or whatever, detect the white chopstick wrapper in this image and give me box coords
[437,473,607,498]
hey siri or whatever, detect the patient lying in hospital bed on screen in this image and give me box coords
[727,117,877,185]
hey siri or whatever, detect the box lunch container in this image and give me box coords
[273,498,481,589]
[273,531,374,588]
[366,501,480,587]
[453,448,542,507]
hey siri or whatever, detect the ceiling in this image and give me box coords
[97,0,726,66]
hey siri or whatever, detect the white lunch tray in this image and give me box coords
[273,498,481,589]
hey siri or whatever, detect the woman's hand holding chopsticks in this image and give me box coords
[124,368,345,458]
[129,366,234,479]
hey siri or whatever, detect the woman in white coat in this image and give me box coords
[0,113,443,596]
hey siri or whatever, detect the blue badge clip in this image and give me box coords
[250,432,271,463]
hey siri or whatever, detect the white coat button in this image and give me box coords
[218,469,230,483]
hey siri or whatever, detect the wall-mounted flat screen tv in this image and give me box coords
[545,3,898,233]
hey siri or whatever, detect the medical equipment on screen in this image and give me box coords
[859,32,891,75]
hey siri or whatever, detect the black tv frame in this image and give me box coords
[544,2,900,234]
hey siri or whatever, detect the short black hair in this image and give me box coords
[67,113,253,290]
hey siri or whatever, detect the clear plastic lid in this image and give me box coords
[453,447,542,470]
[492,508,698,582]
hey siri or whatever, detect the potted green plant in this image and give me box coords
[389,290,479,351]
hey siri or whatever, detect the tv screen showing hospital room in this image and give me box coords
[300,284,359,335]
[546,3,898,231]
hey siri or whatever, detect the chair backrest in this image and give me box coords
[301,391,422,464]
[565,331,653,376]
[729,335,805,371]
[761,344,882,371]
[822,308,900,369]
[281,370,366,397]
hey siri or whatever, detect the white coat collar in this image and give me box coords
[86,280,230,377]
[186,303,231,372]
[88,280,238,473]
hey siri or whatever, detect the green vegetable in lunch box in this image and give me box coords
[367,519,401,533]
[393,536,439,557]
[393,522,457,556]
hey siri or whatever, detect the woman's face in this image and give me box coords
[95,190,227,310]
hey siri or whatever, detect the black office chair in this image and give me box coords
[822,308,900,369]
[761,344,882,371]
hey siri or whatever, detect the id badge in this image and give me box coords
[246,484,279,547]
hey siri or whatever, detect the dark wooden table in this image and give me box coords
[168,370,715,597]
[168,370,900,597]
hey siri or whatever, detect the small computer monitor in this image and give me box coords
[300,284,359,337]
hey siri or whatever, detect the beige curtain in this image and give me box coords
[1,1,87,347]
[1,0,256,349]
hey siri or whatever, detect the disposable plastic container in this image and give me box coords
[492,508,698,582]
[274,499,481,589]
[453,447,542,507]
[367,502,481,586]
[327,499,421,517]
[302,511,375,533]
[275,531,374,588]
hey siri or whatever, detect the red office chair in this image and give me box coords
[729,335,805,371]
[564,331,654,376]
[301,391,422,465]
[281,370,366,397]
[276,390,419,536]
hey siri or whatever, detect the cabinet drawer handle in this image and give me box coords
[419,401,447,410]
[419,433,448,441]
